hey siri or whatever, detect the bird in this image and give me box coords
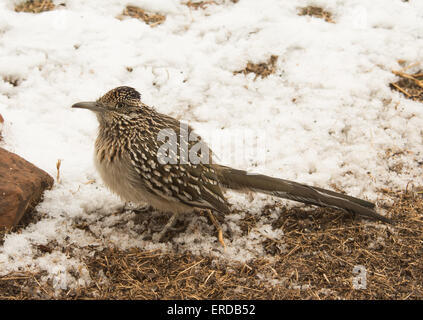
[72,86,391,248]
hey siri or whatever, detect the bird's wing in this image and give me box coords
[128,110,230,214]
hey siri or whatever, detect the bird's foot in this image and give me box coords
[132,204,152,214]
[151,212,179,243]
[206,209,227,251]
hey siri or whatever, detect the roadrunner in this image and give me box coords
[72,86,391,248]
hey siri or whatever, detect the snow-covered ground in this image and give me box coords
[0,0,422,291]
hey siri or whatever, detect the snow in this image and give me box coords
[1,0,423,290]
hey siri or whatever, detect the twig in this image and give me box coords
[56,159,62,183]
[390,82,411,97]
[392,70,423,89]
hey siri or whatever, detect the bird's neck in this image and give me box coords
[95,118,133,164]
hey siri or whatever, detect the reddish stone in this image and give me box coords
[0,148,54,227]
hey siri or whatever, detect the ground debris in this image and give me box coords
[234,55,278,80]
[390,64,423,102]
[1,189,422,299]
[298,6,334,23]
[184,1,217,10]
[15,0,55,13]
[119,5,166,27]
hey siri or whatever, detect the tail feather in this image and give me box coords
[215,166,391,223]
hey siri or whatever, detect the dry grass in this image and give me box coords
[298,6,335,23]
[0,272,50,299]
[234,55,279,80]
[184,1,217,10]
[1,189,422,299]
[390,63,423,102]
[183,0,239,10]
[2,75,21,87]
[119,5,166,27]
[15,0,55,13]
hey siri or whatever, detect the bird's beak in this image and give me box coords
[71,101,105,112]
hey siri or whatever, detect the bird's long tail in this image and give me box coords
[215,165,391,223]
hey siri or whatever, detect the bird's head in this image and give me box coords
[72,86,142,122]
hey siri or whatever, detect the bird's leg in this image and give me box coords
[213,211,233,239]
[152,212,179,242]
[206,209,226,251]
[119,202,151,214]
[132,204,152,214]
[118,202,128,213]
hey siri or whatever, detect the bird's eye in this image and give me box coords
[116,102,125,109]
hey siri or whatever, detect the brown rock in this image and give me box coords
[0,148,54,227]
